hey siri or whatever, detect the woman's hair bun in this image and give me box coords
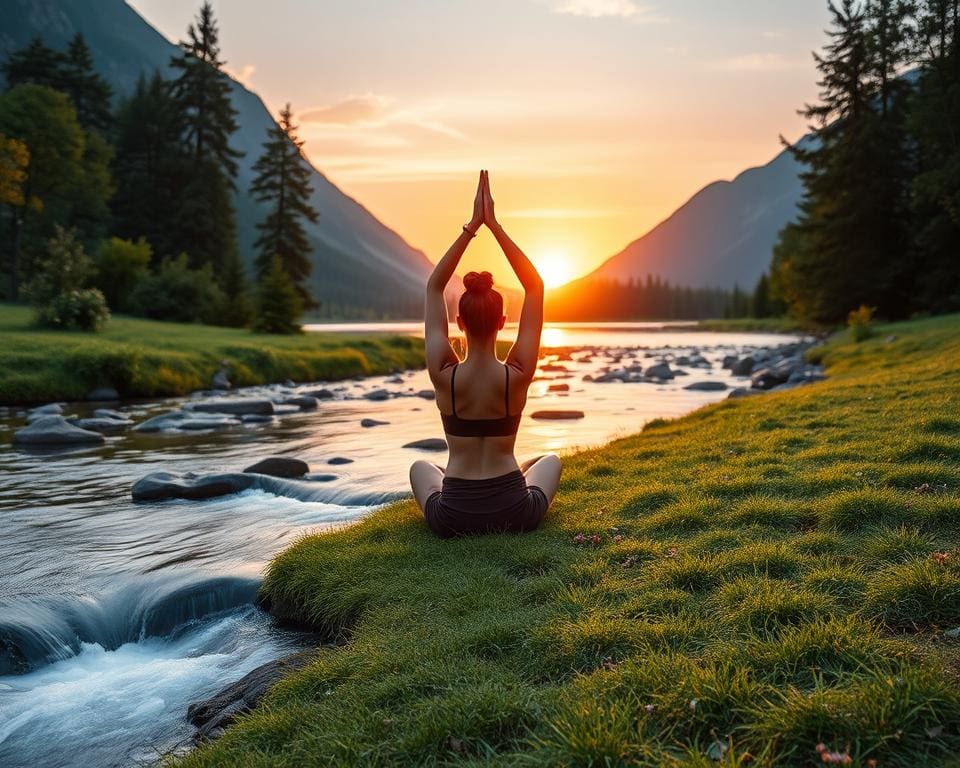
[463,271,494,294]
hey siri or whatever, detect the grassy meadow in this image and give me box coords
[175,314,960,767]
[0,303,424,405]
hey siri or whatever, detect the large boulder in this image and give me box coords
[188,653,311,742]
[189,399,275,416]
[13,415,105,446]
[243,457,310,478]
[131,471,257,502]
[403,438,448,451]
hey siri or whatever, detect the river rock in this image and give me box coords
[26,403,64,422]
[305,388,334,400]
[683,381,728,391]
[132,471,257,502]
[531,410,585,420]
[280,395,319,411]
[134,410,240,433]
[241,414,274,423]
[188,653,312,742]
[190,399,275,416]
[211,362,231,391]
[86,387,120,401]
[548,383,570,392]
[731,357,755,376]
[327,456,354,465]
[243,457,310,478]
[69,417,132,434]
[416,390,436,400]
[94,408,128,421]
[644,363,674,380]
[361,418,389,428]
[728,387,760,399]
[363,389,391,401]
[750,367,790,390]
[386,375,404,384]
[722,355,738,369]
[540,364,569,373]
[403,438,448,451]
[13,415,105,446]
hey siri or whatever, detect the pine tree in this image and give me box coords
[61,34,113,135]
[167,1,242,275]
[1,38,66,91]
[254,255,302,333]
[112,72,185,262]
[773,0,896,323]
[910,0,960,312]
[250,103,319,308]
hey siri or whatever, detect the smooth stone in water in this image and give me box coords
[70,417,132,433]
[280,395,319,410]
[28,403,63,417]
[305,388,334,400]
[363,389,391,401]
[241,414,274,423]
[243,457,310,478]
[190,399,275,416]
[94,408,128,421]
[530,410,585,420]
[403,438,448,451]
[683,381,728,391]
[731,357,755,376]
[134,411,239,432]
[188,653,311,742]
[14,415,105,446]
[548,383,570,392]
[131,471,257,502]
[643,363,674,380]
[416,390,436,400]
[327,456,354,465]
[361,418,389,428]
[86,387,120,401]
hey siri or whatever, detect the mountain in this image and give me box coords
[587,141,808,291]
[0,0,442,318]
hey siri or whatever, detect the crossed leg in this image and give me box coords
[409,460,444,513]
[520,453,562,507]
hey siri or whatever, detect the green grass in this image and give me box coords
[177,314,960,767]
[0,303,424,404]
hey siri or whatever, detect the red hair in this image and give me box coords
[458,271,503,337]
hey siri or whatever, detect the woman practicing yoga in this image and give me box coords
[409,170,562,538]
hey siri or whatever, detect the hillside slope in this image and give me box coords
[0,0,440,318]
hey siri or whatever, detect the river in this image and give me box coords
[0,323,800,767]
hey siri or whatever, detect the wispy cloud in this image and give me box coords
[299,94,466,142]
[547,0,665,22]
[715,53,808,73]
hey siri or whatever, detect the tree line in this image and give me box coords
[771,0,960,324]
[543,273,781,321]
[0,2,315,333]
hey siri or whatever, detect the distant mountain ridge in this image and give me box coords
[0,0,443,318]
[587,140,809,291]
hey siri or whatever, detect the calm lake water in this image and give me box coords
[0,323,800,768]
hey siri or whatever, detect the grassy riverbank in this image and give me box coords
[181,315,960,767]
[0,303,424,405]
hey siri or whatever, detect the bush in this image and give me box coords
[848,304,875,342]
[94,236,151,311]
[254,255,302,334]
[35,288,110,331]
[126,253,224,324]
[24,225,109,331]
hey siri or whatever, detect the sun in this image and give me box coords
[533,250,575,288]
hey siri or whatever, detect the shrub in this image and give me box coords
[35,288,110,331]
[847,304,875,342]
[126,253,224,324]
[93,236,151,311]
[24,225,109,331]
[254,255,302,334]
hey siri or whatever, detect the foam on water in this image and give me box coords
[0,607,295,768]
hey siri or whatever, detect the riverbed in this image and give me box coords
[0,324,801,768]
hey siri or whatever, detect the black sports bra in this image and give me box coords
[440,363,522,438]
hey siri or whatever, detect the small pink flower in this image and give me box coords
[589,534,602,546]
[666,547,679,558]
[573,533,586,544]
[644,703,655,713]
[613,534,624,543]
[815,744,828,754]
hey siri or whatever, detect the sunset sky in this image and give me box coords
[129,0,831,289]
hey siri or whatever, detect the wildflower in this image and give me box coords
[589,534,602,546]
[644,703,655,713]
[915,483,933,494]
[931,551,950,564]
[573,534,586,544]
[613,534,624,543]
[620,556,637,569]
[666,547,679,558]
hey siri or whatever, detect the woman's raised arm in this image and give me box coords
[482,171,543,377]
[424,171,485,377]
